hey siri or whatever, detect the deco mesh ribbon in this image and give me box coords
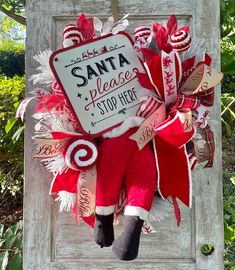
[16,13,223,229]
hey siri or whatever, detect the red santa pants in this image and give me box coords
[95,128,156,220]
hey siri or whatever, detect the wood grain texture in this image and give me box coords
[51,203,194,260]
[24,0,223,269]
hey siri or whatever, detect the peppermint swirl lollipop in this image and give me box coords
[170,29,191,53]
[64,137,98,171]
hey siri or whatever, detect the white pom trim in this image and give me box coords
[96,205,115,215]
[55,191,76,212]
[102,116,144,138]
[124,205,149,221]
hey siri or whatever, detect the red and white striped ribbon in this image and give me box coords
[136,96,162,118]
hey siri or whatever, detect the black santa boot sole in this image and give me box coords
[94,213,114,248]
[112,215,144,261]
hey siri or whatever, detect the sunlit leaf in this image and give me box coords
[230,176,235,185]
[15,233,23,250]
[227,107,235,119]
[224,221,235,243]
[5,117,17,134]
[0,251,9,270]
[0,224,4,238]
[12,125,25,141]
[222,118,232,136]
[4,229,16,249]
[228,33,235,44]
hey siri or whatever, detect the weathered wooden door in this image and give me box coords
[24,0,223,269]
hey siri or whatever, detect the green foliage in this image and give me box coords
[0,13,26,43]
[0,75,25,196]
[0,220,23,270]
[221,0,235,39]
[1,0,25,14]
[220,0,235,138]
[221,92,235,136]
[223,171,235,270]
[220,0,235,74]
[221,40,235,74]
[0,43,25,77]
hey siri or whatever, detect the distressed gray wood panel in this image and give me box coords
[24,0,223,269]
[51,203,194,260]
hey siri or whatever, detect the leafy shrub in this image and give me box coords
[223,171,235,270]
[221,93,235,136]
[0,75,25,196]
[0,220,23,270]
[220,0,235,74]
[0,44,25,77]
[220,2,235,139]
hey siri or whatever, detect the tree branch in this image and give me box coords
[0,4,26,26]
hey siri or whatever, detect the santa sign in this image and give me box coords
[50,32,147,137]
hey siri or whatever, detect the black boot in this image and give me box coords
[94,213,114,248]
[112,215,144,261]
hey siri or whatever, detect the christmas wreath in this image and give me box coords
[17,13,223,260]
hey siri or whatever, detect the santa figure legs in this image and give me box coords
[94,128,156,260]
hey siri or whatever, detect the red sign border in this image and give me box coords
[49,32,143,138]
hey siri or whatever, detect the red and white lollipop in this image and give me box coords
[62,24,83,48]
[134,25,151,42]
[170,29,191,53]
[64,137,98,171]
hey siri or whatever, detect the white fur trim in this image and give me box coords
[96,205,115,215]
[124,205,149,221]
[102,116,144,138]
[55,191,76,212]
[63,39,76,48]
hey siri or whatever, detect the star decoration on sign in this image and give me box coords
[77,92,82,98]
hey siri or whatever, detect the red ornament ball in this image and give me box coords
[134,25,151,41]
[62,24,83,48]
[170,30,191,53]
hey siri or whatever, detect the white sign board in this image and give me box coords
[50,33,146,137]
